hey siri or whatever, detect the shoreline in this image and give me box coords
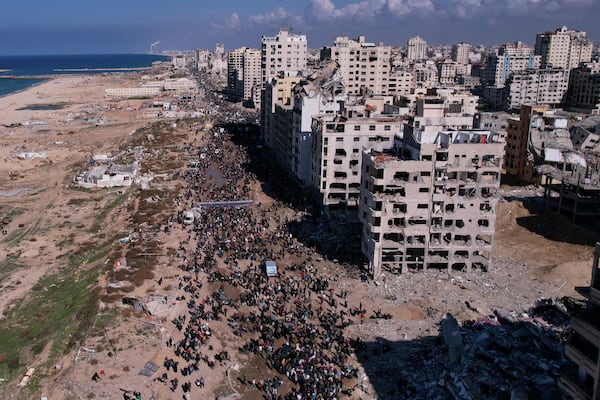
[0,78,49,100]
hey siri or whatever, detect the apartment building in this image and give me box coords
[407,36,428,61]
[261,30,308,86]
[261,74,303,159]
[227,47,246,100]
[535,26,593,70]
[388,70,415,96]
[482,46,541,88]
[359,129,504,277]
[261,61,346,186]
[560,243,600,400]
[310,112,403,208]
[568,62,600,113]
[451,42,470,65]
[243,49,261,104]
[320,36,392,95]
[505,68,570,110]
[437,61,471,85]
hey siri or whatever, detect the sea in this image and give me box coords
[0,54,170,97]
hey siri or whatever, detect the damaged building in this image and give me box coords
[560,243,600,400]
[359,129,504,278]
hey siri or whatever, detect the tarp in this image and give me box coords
[265,261,278,277]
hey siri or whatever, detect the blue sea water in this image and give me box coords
[0,54,170,96]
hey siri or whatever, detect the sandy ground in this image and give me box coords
[0,72,598,400]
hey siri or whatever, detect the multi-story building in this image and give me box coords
[243,49,261,104]
[320,35,392,95]
[414,61,439,88]
[560,243,600,400]
[407,36,428,61]
[388,70,415,96]
[261,30,308,86]
[568,62,600,113]
[262,73,303,155]
[452,42,470,66]
[262,61,346,186]
[437,61,471,85]
[227,47,247,100]
[535,26,593,70]
[504,68,570,110]
[359,129,504,277]
[482,44,541,88]
[310,111,403,208]
[504,104,573,184]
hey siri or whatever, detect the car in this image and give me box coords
[212,291,231,305]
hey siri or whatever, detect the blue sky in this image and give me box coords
[0,0,598,54]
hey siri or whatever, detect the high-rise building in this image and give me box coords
[452,42,470,65]
[407,36,428,61]
[227,47,246,100]
[482,45,541,88]
[320,35,392,95]
[243,49,261,103]
[504,68,570,110]
[310,112,402,207]
[535,26,593,70]
[261,30,308,85]
[567,61,600,113]
[359,130,504,277]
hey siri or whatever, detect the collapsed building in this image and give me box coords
[560,243,600,400]
[359,129,504,278]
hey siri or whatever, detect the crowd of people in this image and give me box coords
[157,119,362,399]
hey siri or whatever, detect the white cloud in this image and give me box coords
[305,0,595,22]
[387,0,435,16]
[225,12,240,29]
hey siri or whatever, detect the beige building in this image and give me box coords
[535,26,593,70]
[261,30,308,86]
[310,112,403,208]
[505,68,570,110]
[227,47,246,100]
[451,42,470,65]
[320,36,392,95]
[359,130,504,277]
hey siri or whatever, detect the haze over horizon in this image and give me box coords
[1,0,599,55]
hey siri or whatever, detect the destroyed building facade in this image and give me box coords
[359,129,504,278]
[560,243,600,400]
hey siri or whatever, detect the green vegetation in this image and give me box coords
[2,219,41,247]
[90,193,126,233]
[0,241,112,389]
[0,255,24,283]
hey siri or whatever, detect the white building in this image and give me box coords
[505,68,570,110]
[535,26,593,70]
[359,130,504,277]
[321,36,392,95]
[310,112,403,207]
[105,87,162,98]
[407,36,428,61]
[452,42,470,65]
[261,30,308,85]
[262,61,346,186]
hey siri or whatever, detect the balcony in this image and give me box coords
[565,343,597,377]
[559,366,593,400]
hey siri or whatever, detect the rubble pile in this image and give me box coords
[356,299,572,400]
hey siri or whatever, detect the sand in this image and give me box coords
[0,71,598,400]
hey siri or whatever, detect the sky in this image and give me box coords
[0,0,598,55]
